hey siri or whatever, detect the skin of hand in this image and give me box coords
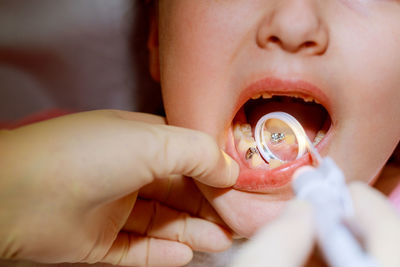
[0,110,239,267]
[232,182,400,267]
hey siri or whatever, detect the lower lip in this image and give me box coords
[225,126,332,193]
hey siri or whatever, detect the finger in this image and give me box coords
[145,124,239,188]
[86,111,239,203]
[139,174,226,225]
[123,199,233,252]
[101,232,192,267]
[349,182,400,267]
[232,200,314,267]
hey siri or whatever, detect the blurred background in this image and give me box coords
[0,0,162,122]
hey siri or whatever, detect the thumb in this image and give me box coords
[90,112,239,202]
[148,124,240,188]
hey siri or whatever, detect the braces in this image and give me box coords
[271,132,285,144]
[245,147,259,160]
[255,112,308,164]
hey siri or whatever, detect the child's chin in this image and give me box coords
[196,181,293,238]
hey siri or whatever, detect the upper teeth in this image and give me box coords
[250,92,318,103]
[233,123,253,139]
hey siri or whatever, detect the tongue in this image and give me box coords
[246,99,328,141]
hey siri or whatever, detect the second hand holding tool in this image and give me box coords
[254,112,378,267]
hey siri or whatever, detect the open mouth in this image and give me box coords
[225,78,333,193]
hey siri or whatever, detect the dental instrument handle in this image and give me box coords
[293,158,378,267]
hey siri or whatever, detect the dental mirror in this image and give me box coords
[254,112,311,165]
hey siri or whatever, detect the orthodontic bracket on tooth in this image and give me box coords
[245,147,259,160]
[255,112,309,164]
[271,132,285,144]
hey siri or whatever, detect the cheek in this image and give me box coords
[158,4,252,138]
[332,26,400,183]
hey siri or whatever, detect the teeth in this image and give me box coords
[304,96,314,102]
[263,130,271,142]
[233,124,243,140]
[233,123,253,140]
[250,92,320,104]
[262,93,272,99]
[237,137,256,153]
[313,130,326,146]
[285,134,296,145]
[250,153,264,168]
[240,124,252,137]
[234,122,321,170]
[250,92,319,104]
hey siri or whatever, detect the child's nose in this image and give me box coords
[257,1,328,55]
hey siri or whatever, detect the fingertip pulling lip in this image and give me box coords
[225,77,335,193]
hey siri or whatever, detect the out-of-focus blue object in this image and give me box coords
[293,157,378,267]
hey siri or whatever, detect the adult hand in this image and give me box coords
[232,182,400,267]
[0,110,239,266]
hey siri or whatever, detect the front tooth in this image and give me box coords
[251,94,261,100]
[262,93,272,99]
[313,130,326,145]
[293,94,302,99]
[304,96,314,102]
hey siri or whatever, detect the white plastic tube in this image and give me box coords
[293,158,378,267]
[254,112,377,267]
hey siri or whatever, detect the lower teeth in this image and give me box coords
[233,122,326,169]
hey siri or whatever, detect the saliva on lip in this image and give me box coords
[233,112,311,169]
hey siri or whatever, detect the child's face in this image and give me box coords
[150,1,400,237]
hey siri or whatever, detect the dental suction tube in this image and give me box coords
[254,111,376,267]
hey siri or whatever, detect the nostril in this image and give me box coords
[303,41,316,48]
[268,36,281,44]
